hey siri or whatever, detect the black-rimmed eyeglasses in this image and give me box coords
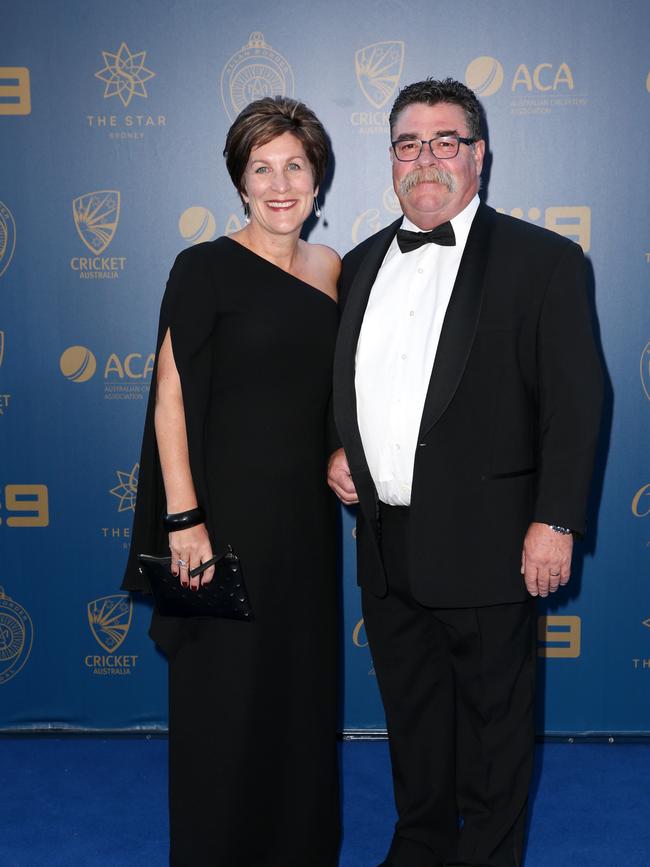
[391,135,477,162]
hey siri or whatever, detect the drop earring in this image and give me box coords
[313,195,322,219]
[243,202,251,224]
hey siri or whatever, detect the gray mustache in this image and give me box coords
[398,166,457,196]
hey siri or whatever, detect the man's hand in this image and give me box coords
[327,448,359,505]
[521,521,573,598]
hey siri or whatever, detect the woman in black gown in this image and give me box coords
[122,97,340,867]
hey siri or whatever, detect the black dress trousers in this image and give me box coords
[362,504,537,867]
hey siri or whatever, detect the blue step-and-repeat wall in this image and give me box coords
[1,0,649,733]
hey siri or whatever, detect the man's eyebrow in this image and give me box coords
[393,129,460,140]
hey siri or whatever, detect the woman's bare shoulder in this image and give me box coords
[309,243,341,281]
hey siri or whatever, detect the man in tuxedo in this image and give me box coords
[328,78,602,867]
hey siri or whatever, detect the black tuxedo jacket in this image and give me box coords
[333,203,603,607]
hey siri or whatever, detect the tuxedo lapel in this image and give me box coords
[418,203,495,438]
[333,219,401,473]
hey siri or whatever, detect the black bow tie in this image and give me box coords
[396,222,456,253]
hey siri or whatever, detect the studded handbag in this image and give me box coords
[136,546,254,621]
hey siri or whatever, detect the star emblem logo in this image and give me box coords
[95,42,155,107]
[110,463,139,512]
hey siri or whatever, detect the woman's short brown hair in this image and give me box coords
[223,96,329,197]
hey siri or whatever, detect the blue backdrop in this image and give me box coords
[1,0,649,734]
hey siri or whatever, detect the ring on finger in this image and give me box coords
[176,558,188,567]
[550,570,560,577]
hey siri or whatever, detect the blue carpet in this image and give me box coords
[1,738,649,866]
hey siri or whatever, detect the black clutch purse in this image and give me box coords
[137,546,254,621]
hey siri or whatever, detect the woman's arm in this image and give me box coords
[155,328,215,588]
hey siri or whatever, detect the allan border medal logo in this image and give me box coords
[0,587,34,685]
[221,32,295,121]
[355,42,404,109]
[0,201,16,278]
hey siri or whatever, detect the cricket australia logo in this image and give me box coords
[73,191,120,254]
[355,41,404,109]
[88,595,132,653]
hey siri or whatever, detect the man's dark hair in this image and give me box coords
[389,78,482,140]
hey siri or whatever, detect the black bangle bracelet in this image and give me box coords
[163,507,205,533]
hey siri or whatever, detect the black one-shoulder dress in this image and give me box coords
[122,237,340,867]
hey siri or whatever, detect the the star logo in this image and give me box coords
[95,42,155,107]
[110,464,139,512]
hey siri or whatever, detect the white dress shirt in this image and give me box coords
[355,195,480,505]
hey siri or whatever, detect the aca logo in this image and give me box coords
[640,342,650,401]
[496,206,591,253]
[351,185,402,244]
[465,56,504,97]
[351,41,404,133]
[85,594,138,676]
[87,42,165,140]
[59,345,97,383]
[0,586,34,685]
[110,464,139,512]
[0,67,31,115]
[70,191,126,279]
[59,345,154,400]
[0,201,16,278]
[221,32,295,122]
[465,56,585,115]
[179,207,216,245]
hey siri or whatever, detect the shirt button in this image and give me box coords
[417,267,423,274]
[409,310,415,317]
[401,353,407,360]
[395,443,401,450]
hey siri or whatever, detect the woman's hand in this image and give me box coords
[169,523,215,589]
